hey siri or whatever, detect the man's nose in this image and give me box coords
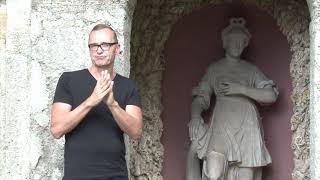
[96,46,104,54]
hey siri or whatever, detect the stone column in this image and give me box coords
[0,0,136,179]
[0,3,6,176]
[308,0,320,180]
[0,2,5,49]
[0,0,36,179]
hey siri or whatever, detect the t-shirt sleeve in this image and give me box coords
[126,82,141,107]
[53,72,73,105]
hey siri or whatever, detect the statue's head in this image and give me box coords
[222,17,251,58]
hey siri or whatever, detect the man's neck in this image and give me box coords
[88,66,116,80]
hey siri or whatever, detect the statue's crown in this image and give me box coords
[222,17,251,39]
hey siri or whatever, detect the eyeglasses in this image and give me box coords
[88,42,118,51]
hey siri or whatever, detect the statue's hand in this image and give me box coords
[219,82,246,96]
[188,117,205,141]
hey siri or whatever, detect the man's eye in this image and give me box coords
[101,43,110,47]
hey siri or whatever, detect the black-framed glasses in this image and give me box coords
[88,42,118,51]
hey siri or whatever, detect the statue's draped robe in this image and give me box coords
[193,59,278,173]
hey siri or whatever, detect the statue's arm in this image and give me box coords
[188,64,216,140]
[219,77,278,104]
[189,96,208,141]
[191,85,212,115]
[189,79,213,140]
[237,85,277,104]
[191,96,205,119]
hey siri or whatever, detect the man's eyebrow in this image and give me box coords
[89,42,109,44]
[89,42,103,45]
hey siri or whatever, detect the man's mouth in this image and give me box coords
[96,56,107,60]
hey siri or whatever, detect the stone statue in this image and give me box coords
[186,17,279,180]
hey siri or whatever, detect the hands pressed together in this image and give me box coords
[88,70,116,107]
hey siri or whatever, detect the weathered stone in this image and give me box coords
[130,0,310,179]
[0,0,316,179]
[0,0,136,179]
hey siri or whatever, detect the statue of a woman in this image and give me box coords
[187,17,278,180]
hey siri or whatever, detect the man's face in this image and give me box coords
[88,28,119,68]
[223,33,248,58]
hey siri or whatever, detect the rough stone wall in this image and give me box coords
[307,1,320,180]
[0,1,6,176]
[130,0,310,180]
[0,1,5,49]
[0,0,136,179]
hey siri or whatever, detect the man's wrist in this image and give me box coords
[108,100,119,109]
[84,96,95,108]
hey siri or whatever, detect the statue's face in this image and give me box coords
[223,33,248,58]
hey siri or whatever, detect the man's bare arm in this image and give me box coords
[50,101,94,139]
[108,103,143,140]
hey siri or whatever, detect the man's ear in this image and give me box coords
[116,44,121,54]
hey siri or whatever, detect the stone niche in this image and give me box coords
[130,0,310,180]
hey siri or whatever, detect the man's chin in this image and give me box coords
[94,60,109,66]
[93,63,108,68]
[92,59,113,68]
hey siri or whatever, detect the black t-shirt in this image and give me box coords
[53,69,141,180]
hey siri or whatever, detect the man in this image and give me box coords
[187,18,278,180]
[50,24,142,180]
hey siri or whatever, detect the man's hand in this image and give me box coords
[88,70,113,107]
[218,82,247,96]
[101,71,116,107]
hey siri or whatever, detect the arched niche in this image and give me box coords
[129,1,310,180]
[162,4,293,180]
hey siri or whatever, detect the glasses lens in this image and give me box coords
[89,44,98,51]
[88,42,118,51]
[100,43,111,50]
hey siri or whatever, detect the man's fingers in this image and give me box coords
[106,71,111,81]
[98,70,113,86]
[97,74,102,85]
[98,81,114,100]
[91,71,114,105]
[100,78,109,87]
[99,70,110,84]
[100,81,110,92]
[101,70,111,81]
[99,81,112,94]
[106,81,114,94]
